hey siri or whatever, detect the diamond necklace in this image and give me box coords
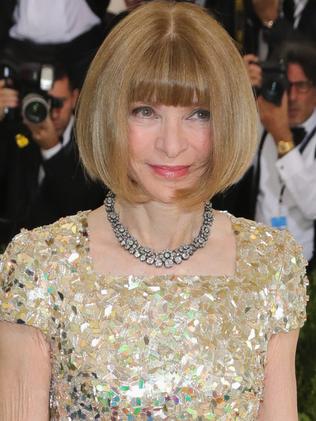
[104,191,214,269]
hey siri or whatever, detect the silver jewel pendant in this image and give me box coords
[104,191,214,269]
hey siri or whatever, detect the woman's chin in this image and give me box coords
[140,186,179,205]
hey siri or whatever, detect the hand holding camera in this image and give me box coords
[244,53,293,148]
[243,54,289,106]
[0,63,64,150]
[0,63,56,124]
[258,88,296,159]
[257,91,292,141]
[0,80,19,122]
[252,0,279,25]
[243,54,262,88]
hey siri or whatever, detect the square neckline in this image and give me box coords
[82,210,242,281]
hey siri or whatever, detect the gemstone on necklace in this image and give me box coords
[163,251,171,259]
[164,259,174,268]
[104,191,214,269]
[155,259,163,268]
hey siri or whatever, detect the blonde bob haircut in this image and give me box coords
[76,0,258,208]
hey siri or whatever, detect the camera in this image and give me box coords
[1,62,56,124]
[256,60,289,106]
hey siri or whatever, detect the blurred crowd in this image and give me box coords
[209,0,316,271]
[0,0,315,273]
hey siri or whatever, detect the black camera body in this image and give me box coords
[1,62,55,124]
[258,60,289,106]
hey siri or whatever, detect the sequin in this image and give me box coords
[0,211,308,420]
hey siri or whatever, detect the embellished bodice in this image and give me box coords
[0,212,308,420]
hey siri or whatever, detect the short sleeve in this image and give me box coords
[270,230,309,334]
[0,230,50,333]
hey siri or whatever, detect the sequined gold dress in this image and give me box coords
[0,212,308,420]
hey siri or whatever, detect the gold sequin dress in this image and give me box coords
[0,212,308,420]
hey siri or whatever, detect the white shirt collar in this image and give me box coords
[300,108,316,134]
[40,115,74,160]
[62,115,74,146]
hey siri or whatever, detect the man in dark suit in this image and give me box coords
[205,0,316,57]
[0,66,106,246]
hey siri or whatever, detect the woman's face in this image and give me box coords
[127,103,212,203]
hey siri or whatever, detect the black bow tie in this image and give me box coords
[291,127,307,146]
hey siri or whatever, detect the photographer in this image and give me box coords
[0,1,110,89]
[206,0,316,61]
[219,43,316,267]
[0,65,106,247]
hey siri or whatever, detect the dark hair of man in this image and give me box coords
[53,63,75,90]
[280,42,316,85]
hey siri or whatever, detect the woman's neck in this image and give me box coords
[115,198,206,251]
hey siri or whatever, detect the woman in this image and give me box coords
[0,1,307,420]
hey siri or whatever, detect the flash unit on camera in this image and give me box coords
[40,65,54,91]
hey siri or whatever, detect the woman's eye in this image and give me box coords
[132,106,155,118]
[190,109,211,121]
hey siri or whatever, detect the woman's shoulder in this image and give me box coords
[231,214,306,266]
[0,211,91,329]
[3,211,90,261]
[0,210,91,296]
[226,214,307,283]
[230,215,308,332]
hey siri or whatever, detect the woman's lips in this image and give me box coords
[150,165,190,178]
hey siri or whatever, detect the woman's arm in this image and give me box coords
[258,329,299,421]
[0,321,51,421]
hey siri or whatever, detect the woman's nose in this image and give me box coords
[156,118,188,158]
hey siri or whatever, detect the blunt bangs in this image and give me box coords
[127,38,211,107]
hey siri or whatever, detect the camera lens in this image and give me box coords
[22,93,49,124]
